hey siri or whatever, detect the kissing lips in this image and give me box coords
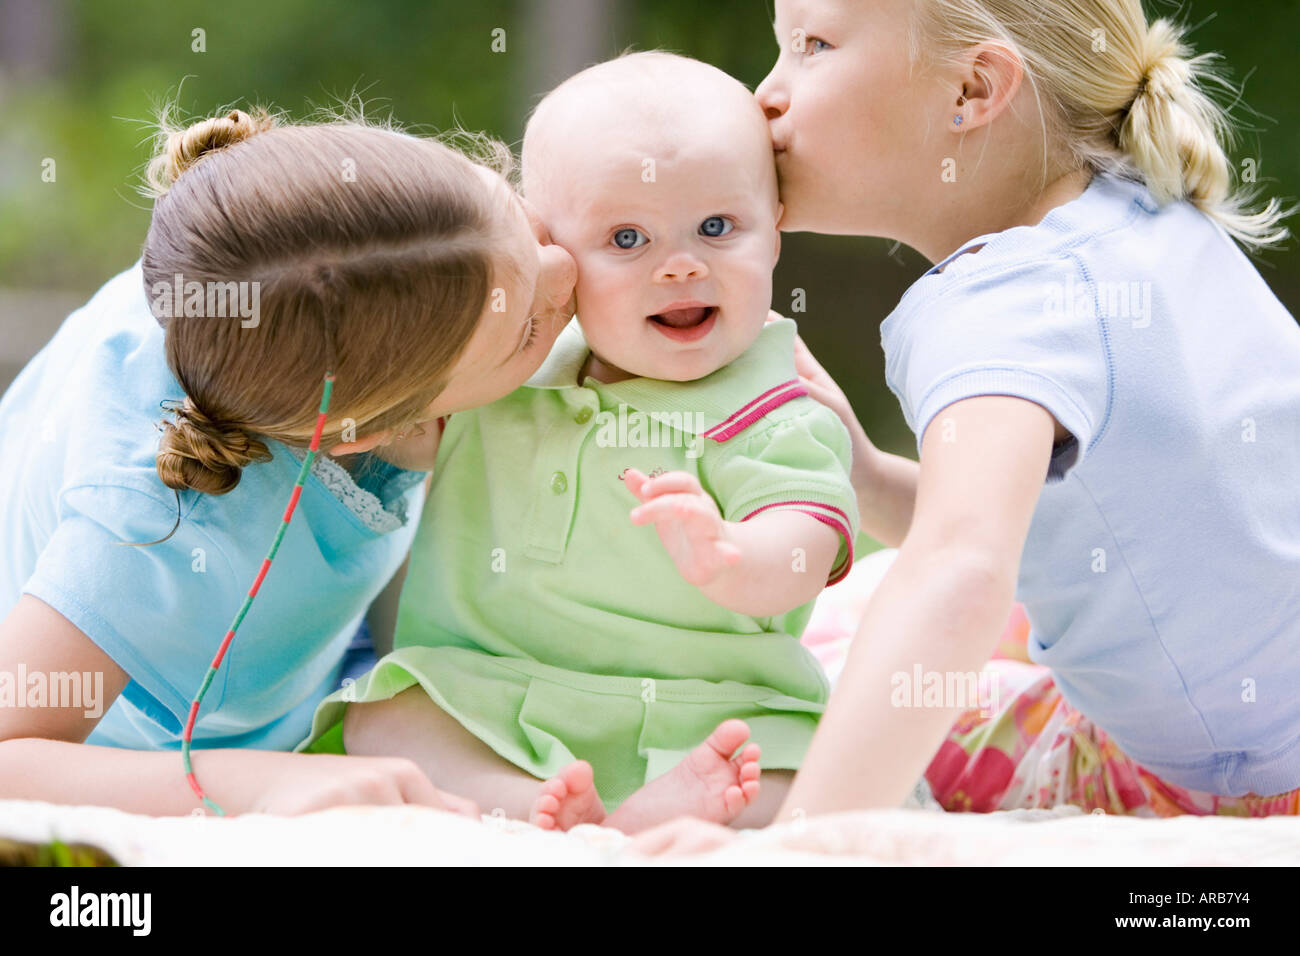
[649,306,717,343]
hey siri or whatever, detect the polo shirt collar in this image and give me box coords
[524,316,807,442]
[524,317,591,388]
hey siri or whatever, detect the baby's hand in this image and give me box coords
[625,469,742,588]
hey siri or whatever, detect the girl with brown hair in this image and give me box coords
[0,105,576,816]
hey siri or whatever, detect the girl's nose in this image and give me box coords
[655,252,709,282]
[754,73,788,120]
[539,243,577,309]
[519,196,554,245]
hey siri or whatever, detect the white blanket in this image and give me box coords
[5,799,1299,865]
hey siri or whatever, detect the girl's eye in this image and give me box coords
[699,216,733,238]
[612,227,647,249]
[805,36,832,55]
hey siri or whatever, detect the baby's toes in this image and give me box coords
[734,743,760,776]
[542,775,571,801]
[734,743,760,805]
[557,759,594,796]
[705,719,752,759]
[723,783,747,818]
[532,794,561,829]
[530,778,570,829]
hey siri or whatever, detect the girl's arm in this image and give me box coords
[0,594,472,816]
[774,394,1055,817]
[0,737,463,817]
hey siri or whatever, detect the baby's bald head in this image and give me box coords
[521,52,776,218]
[518,52,783,384]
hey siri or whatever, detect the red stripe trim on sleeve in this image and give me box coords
[704,382,808,442]
[712,379,801,427]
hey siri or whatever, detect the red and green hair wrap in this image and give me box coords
[181,371,335,816]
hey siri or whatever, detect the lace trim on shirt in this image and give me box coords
[286,446,405,534]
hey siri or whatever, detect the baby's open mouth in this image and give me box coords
[647,305,718,344]
[649,306,716,329]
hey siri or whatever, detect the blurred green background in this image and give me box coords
[2,0,1297,459]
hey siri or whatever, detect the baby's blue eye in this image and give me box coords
[699,216,733,238]
[613,227,647,249]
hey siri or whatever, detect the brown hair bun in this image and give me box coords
[146,107,278,196]
[156,396,272,495]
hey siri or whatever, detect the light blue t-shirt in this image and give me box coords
[0,262,426,751]
[882,173,1300,796]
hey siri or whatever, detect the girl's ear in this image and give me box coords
[950,41,1024,133]
[328,429,390,456]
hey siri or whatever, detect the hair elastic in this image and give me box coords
[181,371,335,816]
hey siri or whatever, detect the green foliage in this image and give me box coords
[0,837,119,866]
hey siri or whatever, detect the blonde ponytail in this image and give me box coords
[913,1,1290,249]
[1119,18,1287,248]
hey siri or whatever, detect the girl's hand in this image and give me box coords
[625,469,742,588]
[248,754,482,818]
[769,309,879,505]
[626,817,740,856]
[768,309,853,419]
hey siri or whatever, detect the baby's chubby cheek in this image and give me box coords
[723,265,776,340]
[572,269,641,336]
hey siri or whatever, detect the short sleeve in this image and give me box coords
[22,483,237,734]
[700,401,861,585]
[884,257,1112,482]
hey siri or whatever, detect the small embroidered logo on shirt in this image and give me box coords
[618,466,666,481]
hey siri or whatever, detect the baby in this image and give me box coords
[299,52,860,833]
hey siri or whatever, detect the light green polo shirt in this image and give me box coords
[300,317,860,808]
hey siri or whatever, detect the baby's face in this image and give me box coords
[530,94,782,383]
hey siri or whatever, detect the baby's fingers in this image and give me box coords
[629,493,716,529]
[638,470,704,500]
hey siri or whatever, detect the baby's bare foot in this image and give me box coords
[530,760,607,831]
[604,719,761,835]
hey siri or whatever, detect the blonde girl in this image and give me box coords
[636,0,1300,852]
[0,106,576,816]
